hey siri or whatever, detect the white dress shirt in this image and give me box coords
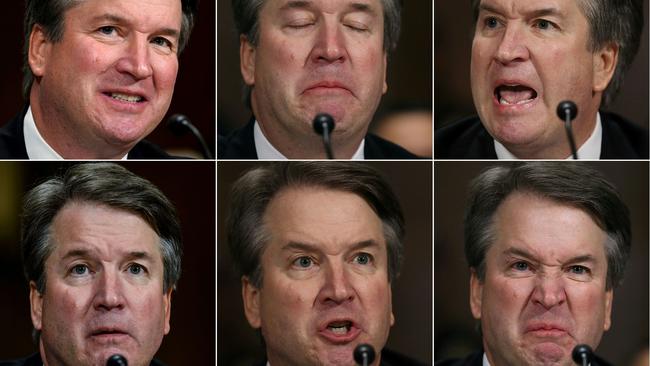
[483,353,490,366]
[253,120,365,160]
[23,106,128,160]
[494,112,603,160]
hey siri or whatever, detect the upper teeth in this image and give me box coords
[329,325,349,334]
[111,93,142,103]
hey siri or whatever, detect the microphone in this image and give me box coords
[353,343,376,366]
[312,113,336,159]
[106,354,128,366]
[556,101,578,160]
[166,113,214,159]
[572,344,593,366]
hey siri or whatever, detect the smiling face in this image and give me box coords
[240,0,388,158]
[242,187,394,366]
[470,0,618,158]
[29,0,182,158]
[470,192,613,366]
[31,202,172,366]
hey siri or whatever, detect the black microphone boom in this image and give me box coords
[106,354,128,366]
[166,114,214,159]
[353,343,376,366]
[556,101,578,160]
[312,113,336,159]
[572,344,593,366]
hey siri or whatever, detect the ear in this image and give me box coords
[28,24,52,78]
[163,288,173,335]
[389,284,395,326]
[592,42,618,93]
[242,276,262,328]
[603,289,613,331]
[469,268,483,320]
[29,281,44,331]
[240,35,256,86]
[382,52,388,94]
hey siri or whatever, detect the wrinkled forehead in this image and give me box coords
[259,0,384,17]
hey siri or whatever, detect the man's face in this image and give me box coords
[470,0,617,157]
[470,192,613,366]
[30,0,182,154]
[241,0,388,143]
[31,202,172,366]
[242,187,394,366]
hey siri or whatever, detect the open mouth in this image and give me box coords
[327,320,352,335]
[494,84,537,105]
[103,92,145,103]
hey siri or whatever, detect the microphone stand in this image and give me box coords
[312,113,336,159]
[556,101,578,160]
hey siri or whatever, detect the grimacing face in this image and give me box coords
[240,0,388,154]
[31,202,172,366]
[470,0,617,158]
[29,0,182,158]
[242,187,394,366]
[470,192,613,366]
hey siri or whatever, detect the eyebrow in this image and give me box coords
[90,13,180,39]
[281,239,381,254]
[503,247,597,265]
[279,0,377,15]
[61,248,155,263]
[478,3,564,19]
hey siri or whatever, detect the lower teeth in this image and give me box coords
[329,326,348,334]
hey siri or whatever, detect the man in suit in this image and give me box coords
[437,163,628,366]
[0,163,182,365]
[226,162,426,365]
[0,0,197,159]
[435,0,648,159]
[219,0,418,159]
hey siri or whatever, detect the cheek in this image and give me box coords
[152,57,179,94]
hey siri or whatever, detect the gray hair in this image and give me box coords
[21,163,183,295]
[465,162,631,290]
[470,0,643,106]
[231,0,402,109]
[22,0,198,99]
[227,162,405,288]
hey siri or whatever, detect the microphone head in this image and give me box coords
[572,344,593,364]
[166,113,191,136]
[106,354,128,366]
[312,113,335,136]
[556,100,578,121]
[353,343,376,365]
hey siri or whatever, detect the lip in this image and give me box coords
[525,323,569,338]
[303,81,352,95]
[491,78,539,113]
[88,327,131,345]
[100,90,149,113]
[317,318,362,344]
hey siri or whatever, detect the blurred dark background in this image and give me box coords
[434,0,649,130]
[217,1,432,151]
[434,161,649,366]
[218,161,432,365]
[0,1,215,158]
[0,161,215,365]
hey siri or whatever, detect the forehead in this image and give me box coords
[259,0,384,16]
[262,186,384,249]
[65,0,183,28]
[489,192,607,261]
[49,201,161,261]
[477,0,586,17]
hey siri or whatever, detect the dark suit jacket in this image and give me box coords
[435,350,613,366]
[435,111,649,159]
[0,353,166,366]
[218,119,419,159]
[0,106,174,159]
[252,348,428,366]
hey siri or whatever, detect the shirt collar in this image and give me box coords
[253,120,365,159]
[494,112,602,160]
[483,353,491,366]
[23,106,129,160]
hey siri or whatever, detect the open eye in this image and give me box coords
[512,261,529,271]
[98,26,117,36]
[568,265,590,275]
[71,264,89,276]
[128,263,147,275]
[293,256,314,269]
[484,16,500,29]
[353,253,373,265]
[152,36,173,49]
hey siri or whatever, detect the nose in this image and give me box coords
[93,269,125,311]
[318,262,355,305]
[531,274,567,309]
[310,18,347,64]
[115,35,154,80]
[494,24,530,65]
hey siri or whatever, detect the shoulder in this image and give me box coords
[0,107,29,159]
[364,133,420,159]
[0,353,42,366]
[599,111,649,159]
[217,119,258,159]
[434,351,483,366]
[434,116,496,159]
[380,348,429,366]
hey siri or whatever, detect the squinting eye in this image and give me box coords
[98,26,116,35]
[152,37,172,48]
[569,265,589,275]
[512,261,529,271]
[354,253,372,265]
[294,256,313,268]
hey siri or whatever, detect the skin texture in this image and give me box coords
[28,0,182,159]
[242,187,394,365]
[470,0,617,158]
[240,0,388,158]
[470,192,613,366]
[31,202,172,366]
